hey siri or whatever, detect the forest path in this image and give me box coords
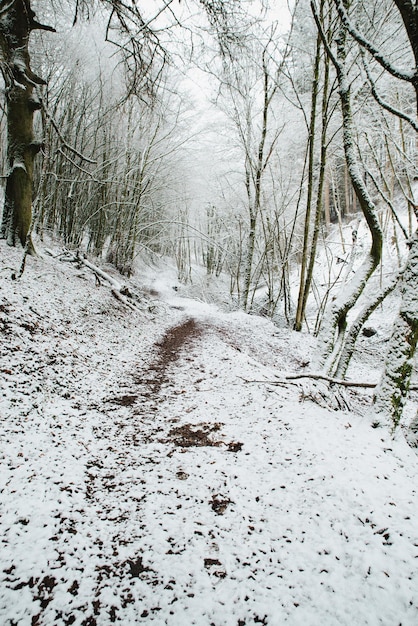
[2,245,418,626]
[71,304,418,625]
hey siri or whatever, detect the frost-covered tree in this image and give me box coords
[217,34,284,311]
[312,0,418,429]
[0,0,247,253]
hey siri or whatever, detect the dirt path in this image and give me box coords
[107,318,204,408]
[3,286,418,626]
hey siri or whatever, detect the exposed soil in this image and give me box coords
[106,318,204,410]
[137,318,204,396]
[164,422,244,451]
[166,422,223,447]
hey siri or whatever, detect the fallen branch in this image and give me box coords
[238,376,291,388]
[78,256,142,311]
[54,250,141,312]
[79,256,130,294]
[239,374,375,388]
[110,287,138,311]
[240,372,418,392]
[285,372,418,391]
[284,373,377,388]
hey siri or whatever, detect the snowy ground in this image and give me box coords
[1,240,418,626]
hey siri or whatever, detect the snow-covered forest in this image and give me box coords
[1,1,418,624]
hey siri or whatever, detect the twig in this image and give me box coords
[237,376,298,388]
[39,94,97,164]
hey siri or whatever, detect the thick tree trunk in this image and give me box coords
[334,276,398,379]
[0,0,54,248]
[1,83,39,247]
[374,230,418,428]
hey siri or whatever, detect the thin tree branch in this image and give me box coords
[286,373,376,388]
[361,50,418,132]
[40,94,97,165]
[333,0,415,83]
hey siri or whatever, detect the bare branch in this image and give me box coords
[361,49,418,132]
[285,373,377,388]
[333,0,415,83]
[40,95,97,165]
[310,1,339,70]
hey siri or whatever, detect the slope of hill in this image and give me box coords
[1,240,418,626]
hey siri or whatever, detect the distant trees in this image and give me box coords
[37,58,180,274]
[0,0,244,254]
[216,33,284,311]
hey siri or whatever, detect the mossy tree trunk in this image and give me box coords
[0,0,54,249]
[374,231,418,428]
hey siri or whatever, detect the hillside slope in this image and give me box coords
[1,241,418,626]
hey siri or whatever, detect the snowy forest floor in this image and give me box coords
[1,240,418,626]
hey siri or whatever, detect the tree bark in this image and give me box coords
[241,48,275,311]
[297,11,332,331]
[374,230,418,428]
[313,8,383,373]
[294,27,321,332]
[0,0,54,248]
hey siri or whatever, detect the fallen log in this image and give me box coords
[80,256,132,296]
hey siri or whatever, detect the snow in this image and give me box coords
[1,240,418,626]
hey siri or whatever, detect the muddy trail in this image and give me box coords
[67,315,245,622]
[108,318,204,411]
[105,317,243,450]
[107,318,208,435]
[140,318,205,397]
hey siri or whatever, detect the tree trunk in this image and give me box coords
[297,14,332,331]
[1,83,39,247]
[294,28,322,331]
[334,275,398,379]
[314,11,383,373]
[242,211,257,311]
[0,1,54,248]
[374,230,418,428]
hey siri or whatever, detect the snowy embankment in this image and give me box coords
[1,241,418,626]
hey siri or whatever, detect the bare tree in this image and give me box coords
[294,0,336,331]
[312,0,418,429]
